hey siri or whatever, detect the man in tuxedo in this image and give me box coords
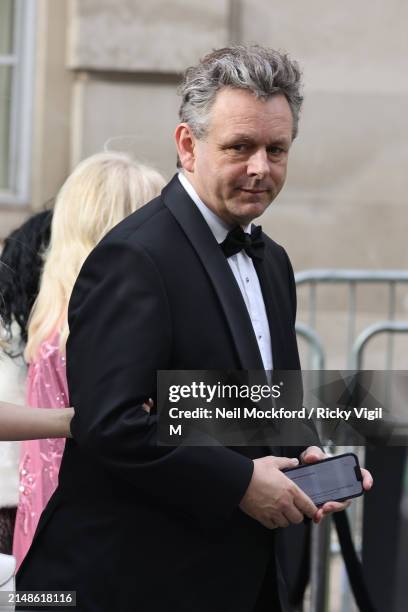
[17,45,372,611]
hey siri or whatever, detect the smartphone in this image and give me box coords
[282,452,364,506]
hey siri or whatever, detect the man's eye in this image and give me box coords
[230,144,247,152]
[267,146,285,156]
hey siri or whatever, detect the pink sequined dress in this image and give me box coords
[13,332,68,570]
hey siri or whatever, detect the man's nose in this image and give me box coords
[247,149,269,179]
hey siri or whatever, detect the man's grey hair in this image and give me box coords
[178,44,303,141]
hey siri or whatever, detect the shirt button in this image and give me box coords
[245,277,249,283]
[258,335,262,340]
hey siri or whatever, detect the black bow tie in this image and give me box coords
[220,225,265,261]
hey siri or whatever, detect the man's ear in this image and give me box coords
[174,123,196,172]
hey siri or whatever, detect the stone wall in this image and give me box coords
[2,0,407,358]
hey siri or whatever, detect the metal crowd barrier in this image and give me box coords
[294,270,408,612]
[295,269,408,369]
[351,320,408,369]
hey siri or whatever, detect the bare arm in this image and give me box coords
[0,401,74,441]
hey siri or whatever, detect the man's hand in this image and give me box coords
[239,456,318,530]
[300,446,374,524]
[142,398,154,413]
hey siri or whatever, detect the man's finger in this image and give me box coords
[271,514,289,529]
[361,467,373,490]
[264,519,278,530]
[321,500,351,515]
[313,508,324,523]
[283,505,304,525]
[292,485,318,519]
[300,446,326,464]
[270,456,299,470]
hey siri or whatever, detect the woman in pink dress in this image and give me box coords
[0,211,52,555]
[13,333,69,568]
[12,152,165,569]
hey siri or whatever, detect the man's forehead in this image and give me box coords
[222,131,292,145]
[208,88,293,140]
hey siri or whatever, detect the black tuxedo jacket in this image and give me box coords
[17,176,318,612]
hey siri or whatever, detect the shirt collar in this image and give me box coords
[178,172,251,244]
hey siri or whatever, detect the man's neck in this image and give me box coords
[178,171,251,231]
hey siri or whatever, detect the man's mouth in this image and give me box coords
[239,188,269,194]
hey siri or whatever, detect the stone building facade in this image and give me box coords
[1,0,407,366]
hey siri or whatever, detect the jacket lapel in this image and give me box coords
[253,253,284,370]
[162,176,264,370]
[255,243,301,371]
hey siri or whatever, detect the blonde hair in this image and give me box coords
[25,152,165,362]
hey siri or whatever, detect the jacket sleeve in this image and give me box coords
[282,246,298,325]
[67,238,253,522]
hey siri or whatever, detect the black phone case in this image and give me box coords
[282,452,364,506]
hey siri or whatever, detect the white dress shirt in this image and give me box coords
[178,172,273,370]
